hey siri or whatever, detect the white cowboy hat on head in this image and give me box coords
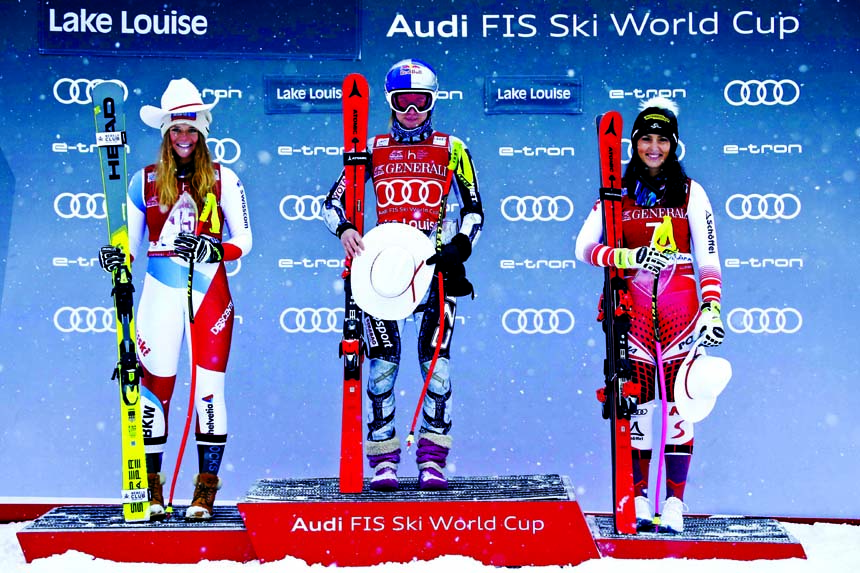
[139,78,216,137]
[351,223,437,320]
[674,337,733,423]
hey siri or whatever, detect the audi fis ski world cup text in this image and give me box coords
[291,514,545,534]
[386,10,799,39]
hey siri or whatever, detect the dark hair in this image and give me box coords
[623,152,688,208]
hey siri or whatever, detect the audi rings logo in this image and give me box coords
[501,195,574,222]
[279,307,342,333]
[225,259,242,278]
[280,195,325,221]
[53,78,129,105]
[726,193,801,220]
[54,306,115,333]
[724,79,800,106]
[207,138,241,164]
[376,180,444,208]
[54,192,106,219]
[727,307,802,334]
[502,308,575,335]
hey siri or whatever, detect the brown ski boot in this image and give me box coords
[185,473,221,520]
[147,472,166,520]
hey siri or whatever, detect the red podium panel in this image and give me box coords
[13,480,809,566]
[16,505,256,563]
[238,474,599,567]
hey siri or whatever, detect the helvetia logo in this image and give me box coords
[203,394,216,433]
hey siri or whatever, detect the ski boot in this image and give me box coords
[147,472,166,521]
[417,432,452,491]
[185,473,221,520]
[367,436,401,491]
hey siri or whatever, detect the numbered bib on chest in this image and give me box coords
[148,192,199,256]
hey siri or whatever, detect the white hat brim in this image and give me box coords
[140,102,216,130]
[675,340,732,423]
[351,223,437,320]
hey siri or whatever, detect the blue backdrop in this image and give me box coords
[0,0,858,519]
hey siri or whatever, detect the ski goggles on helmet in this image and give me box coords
[387,90,436,113]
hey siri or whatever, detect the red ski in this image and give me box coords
[338,73,370,493]
[595,111,638,535]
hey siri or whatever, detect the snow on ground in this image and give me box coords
[2,520,859,572]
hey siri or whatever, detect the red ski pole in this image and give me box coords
[166,193,217,515]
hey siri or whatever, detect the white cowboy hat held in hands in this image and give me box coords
[351,223,437,320]
[674,337,732,423]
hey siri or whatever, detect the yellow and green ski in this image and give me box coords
[92,80,149,522]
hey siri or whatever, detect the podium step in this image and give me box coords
[13,475,809,565]
[238,474,598,566]
[17,504,256,563]
[589,514,807,560]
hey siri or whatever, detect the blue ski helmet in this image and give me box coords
[384,59,439,113]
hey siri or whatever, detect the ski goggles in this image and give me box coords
[387,90,436,113]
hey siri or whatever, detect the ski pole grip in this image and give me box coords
[652,215,677,253]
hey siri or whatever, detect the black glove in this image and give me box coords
[174,233,224,264]
[426,234,474,298]
[426,233,472,273]
[98,245,125,273]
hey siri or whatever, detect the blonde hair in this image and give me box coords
[153,132,217,209]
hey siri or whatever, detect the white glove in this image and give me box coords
[174,233,224,264]
[98,245,125,273]
[614,246,672,274]
[695,301,725,347]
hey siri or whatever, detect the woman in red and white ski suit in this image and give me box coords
[575,98,724,533]
[99,79,252,521]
